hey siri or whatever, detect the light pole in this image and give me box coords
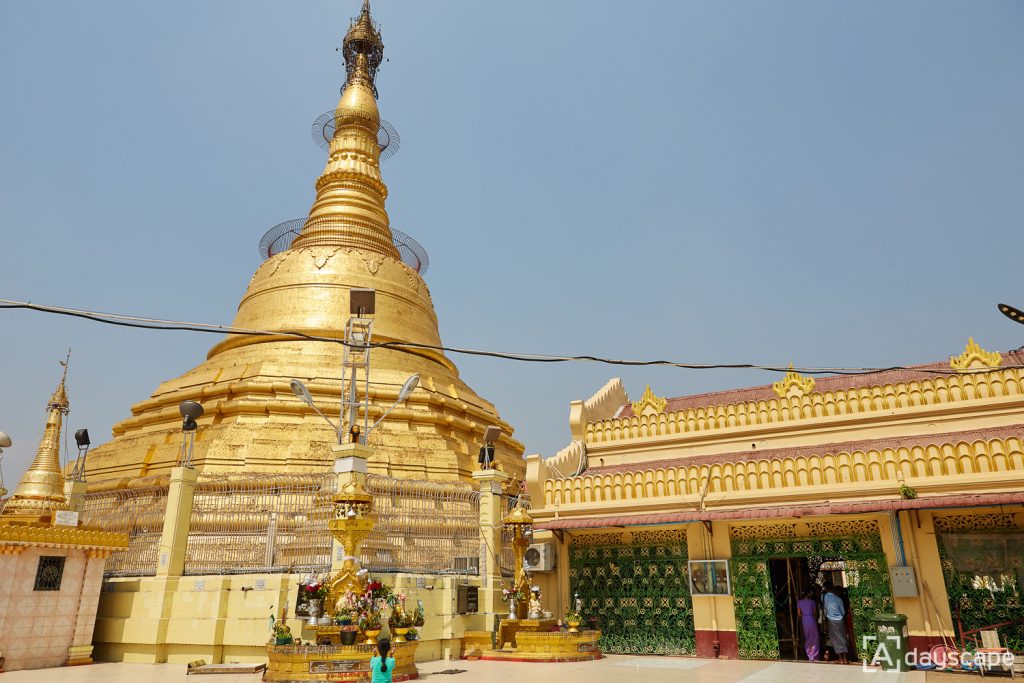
[998,303,1024,326]
[178,400,204,468]
[71,428,90,482]
[290,374,419,445]
[0,431,10,497]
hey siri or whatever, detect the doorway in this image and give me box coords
[769,558,814,660]
[768,557,856,661]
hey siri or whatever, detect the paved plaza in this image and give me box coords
[0,656,979,683]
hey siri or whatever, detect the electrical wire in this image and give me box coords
[2,298,1021,378]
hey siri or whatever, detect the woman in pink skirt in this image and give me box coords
[797,590,821,661]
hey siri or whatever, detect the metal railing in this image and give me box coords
[80,484,169,577]
[363,474,481,575]
[81,471,487,579]
[182,473,336,576]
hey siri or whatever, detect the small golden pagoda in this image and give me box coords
[1,373,71,524]
[0,366,128,671]
[83,0,524,484]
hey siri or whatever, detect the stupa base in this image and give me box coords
[470,630,602,663]
[263,641,418,682]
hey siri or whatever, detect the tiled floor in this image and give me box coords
[0,655,970,682]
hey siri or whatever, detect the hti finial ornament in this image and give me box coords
[341,0,384,94]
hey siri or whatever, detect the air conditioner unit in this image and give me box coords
[523,542,556,572]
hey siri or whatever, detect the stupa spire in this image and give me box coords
[292,0,399,258]
[1,355,71,523]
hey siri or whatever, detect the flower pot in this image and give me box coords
[363,628,382,643]
[567,620,581,633]
[340,625,359,646]
[392,627,409,643]
[406,632,418,641]
[275,635,293,645]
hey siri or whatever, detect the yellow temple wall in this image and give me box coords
[94,572,488,664]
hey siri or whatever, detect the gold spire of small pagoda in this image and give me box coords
[293,0,399,259]
[1,356,71,524]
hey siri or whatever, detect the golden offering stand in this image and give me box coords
[469,506,600,663]
[264,445,418,681]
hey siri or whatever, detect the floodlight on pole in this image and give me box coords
[290,379,343,443]
[478,425,501,470]
[998,303,1024,326]
[71,428,91,483]
[366,374,420,439]
[178,400,204,468]
[0,431,10,498]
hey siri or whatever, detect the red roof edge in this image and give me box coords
[533,491,1024,531]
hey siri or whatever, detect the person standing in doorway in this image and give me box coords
[797,590,821,661]
[822,584,849,664]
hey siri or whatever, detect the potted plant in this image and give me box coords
[273,621,293,645]
[564,609,583,633]
[389,606,415,642]
[300,578,330,626]
[413,601,425,628]
[360,610,383,642]
[406,627,418,641]
[501,588,524,617]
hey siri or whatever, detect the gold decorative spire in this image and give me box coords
[292,0,398,259]
[631,385,668,417]
[1,361,71,524]
[772,363,816,399]
[950,337,1002,371]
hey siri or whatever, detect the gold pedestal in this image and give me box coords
[496,617,558,650]
[264,640,418,682]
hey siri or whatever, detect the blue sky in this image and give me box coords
[1,1,1022,484]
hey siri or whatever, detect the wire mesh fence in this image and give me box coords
[363,475,481,575]
[80,484,169,577]
[183,473,336,576]
[81,471,488,578]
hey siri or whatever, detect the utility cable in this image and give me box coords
[2,298,1020,378]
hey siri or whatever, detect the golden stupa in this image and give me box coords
[84,1,524,483]
[2,371,71,523]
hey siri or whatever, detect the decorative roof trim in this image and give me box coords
[0,523,129,550]
[631,385,667,417]
[772,363,816,399]
[951,337,1002,371]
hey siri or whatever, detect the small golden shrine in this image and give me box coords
[464,505,601,663]
[0,365,128,671]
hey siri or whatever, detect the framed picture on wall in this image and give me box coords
[688,559,731,596]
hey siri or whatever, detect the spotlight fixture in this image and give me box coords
[178,400,204,468]
[0,431,10,497]
[290,379,342,442]
[71,428,91,483]
[349,288,376,316]
[366,374,420,440]
[998,303,1024,326]
[478,425,501,470]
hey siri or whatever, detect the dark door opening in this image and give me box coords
[769,557,814,660]
[769,557,855,661]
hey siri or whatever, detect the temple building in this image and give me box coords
[525,339,1024,660]
[81,0,524,485]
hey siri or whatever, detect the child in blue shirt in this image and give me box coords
[370,638,396,683]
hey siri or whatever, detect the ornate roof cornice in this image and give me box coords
[631,385,667,417]
[772,363,816,399]
[951,337,1002,371]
